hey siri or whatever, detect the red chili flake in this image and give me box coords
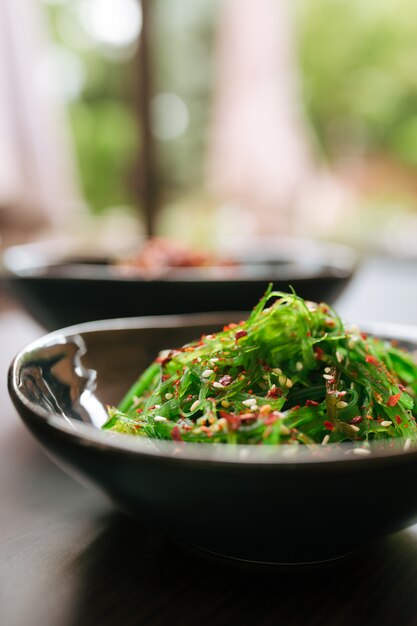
[171,426,183,442]
[156,354,172,365]
[235,329,248,340]
[306,399,319,407]
[240,413,257,422]
[267,385,282,398]
[361,332,368,340]
[398,384,406,392]
[291,405,301,412]
[201,426,213,437]
[264,414,278,425]
[314,346,324,360]
[161,374,171,382]
[365,355,379,366]
[219,410,241,431]
[219,375,233,386]
[351,416,363,425]
[306,331,311,337]
[324,421,334,431]
[395,415,402,425]
[387,393,401,407]
[135,408,143,414]
[223,323,237,332]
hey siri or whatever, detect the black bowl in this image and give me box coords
[8,313,417,565]
[2,237,356,330]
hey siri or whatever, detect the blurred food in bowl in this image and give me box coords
[2,236,357,331]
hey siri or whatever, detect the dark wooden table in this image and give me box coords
[3,257,417,626]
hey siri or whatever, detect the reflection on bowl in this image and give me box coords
[3,237,356,330]
[8,313,417,565]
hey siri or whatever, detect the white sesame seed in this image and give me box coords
[336,400,348,409]
[381,420,392,428]
[273,368,283,375]
[353,447,371,456]
[252,405,259,411]
[210,357,219,364]
[286,378,293,388]
[336,351,344,363]
[190,400,200,412]
[202,369,214,378]
[324,367,331,373]
[323,374,333,381]
[165,393,173,400]
[154,415,167,422]
[242,398,257,407]
[154,404,161,409]
[350,424,360,432]
[279,375,287,386]
[197,357,202,363]
[321,434,330,446]
[296,362,303,371]
[404,438,411,451]
[213,382,224,389]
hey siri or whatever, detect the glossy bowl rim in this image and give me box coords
[9,312,417,469]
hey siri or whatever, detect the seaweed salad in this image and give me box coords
[103,287,417,449]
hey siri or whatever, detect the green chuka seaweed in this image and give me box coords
[103,287,417,446]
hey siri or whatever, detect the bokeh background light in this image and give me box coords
[1,0,417,252]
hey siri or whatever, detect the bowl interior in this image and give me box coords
[10,314,417,465]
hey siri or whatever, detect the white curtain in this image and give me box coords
[207,0,353,238]
[0,0,82,232]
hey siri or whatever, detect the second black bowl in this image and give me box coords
[3,237,356,330]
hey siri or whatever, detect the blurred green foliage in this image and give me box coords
[152,0,219,191]
[69,100,139,213]
[44,0,417,215]
[296,0,417,166]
